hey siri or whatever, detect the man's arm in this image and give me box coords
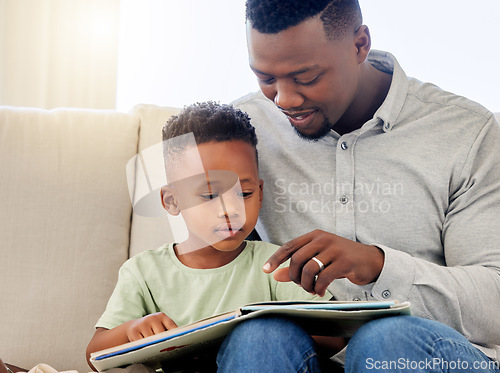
[367,113,500,347]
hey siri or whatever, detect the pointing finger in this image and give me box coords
[263,233,314,273]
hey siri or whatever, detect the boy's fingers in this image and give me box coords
[161,316,178,330]
[273,267,292,282]
[151,321,167,335]
[263,234,312,273]
[165,319,178,330]
[128,329,144,341]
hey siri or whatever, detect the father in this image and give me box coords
[217,0,500,372]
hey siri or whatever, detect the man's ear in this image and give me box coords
[354,25,371,63]
[161,185,181,216]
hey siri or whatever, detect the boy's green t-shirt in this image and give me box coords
[96,241,330,330]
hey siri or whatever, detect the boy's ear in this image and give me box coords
[258,179,264,209]
[161,185,181,216]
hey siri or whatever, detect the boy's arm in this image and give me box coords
[86,312,177,371]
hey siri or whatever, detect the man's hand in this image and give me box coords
[263,230,384,296]
[126,312,178,341]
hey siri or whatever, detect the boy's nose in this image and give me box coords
[218,194,244,218]
[218,209,239,218]
[218,203,241,218]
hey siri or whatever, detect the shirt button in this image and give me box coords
[353,297,361,301]
[339,195,349,204]
[384,122,391,131]
[382,290,391,299]
[340,141,348,150]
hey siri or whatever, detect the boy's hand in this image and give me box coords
[126,312,178,341]
[86,313,178,369]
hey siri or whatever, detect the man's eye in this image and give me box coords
[258,76,275,85]
[295,75,320,86]
[201,193,219,200]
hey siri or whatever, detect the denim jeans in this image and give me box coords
[346,315,500,373]
[217,317,322,372]
[216,315,499,373]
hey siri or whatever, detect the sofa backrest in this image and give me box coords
[127,104,181,257]
[0,107,139,371]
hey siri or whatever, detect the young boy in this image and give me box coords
[86,102,335,371]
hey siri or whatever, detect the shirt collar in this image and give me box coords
[368,50,409,132]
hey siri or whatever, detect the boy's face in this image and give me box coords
[162,140,262,252]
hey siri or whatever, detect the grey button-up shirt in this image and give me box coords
[233,50,500,360]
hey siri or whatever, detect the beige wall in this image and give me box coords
[0,2,4,104]
[0,0,120,109]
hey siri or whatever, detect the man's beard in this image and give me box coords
[291,117,332,141]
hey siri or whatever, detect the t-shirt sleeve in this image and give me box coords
[95,264,150,330]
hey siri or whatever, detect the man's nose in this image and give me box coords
[273,81,304,110]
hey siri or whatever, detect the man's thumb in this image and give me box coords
[273,267,292,282]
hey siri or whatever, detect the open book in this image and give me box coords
[90,300,411,371]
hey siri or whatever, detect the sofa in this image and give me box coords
[0,104,185,372]
[2,104,500,372]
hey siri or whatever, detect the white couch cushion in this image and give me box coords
[0,107,139,371]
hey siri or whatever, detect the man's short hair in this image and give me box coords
[245,0,362,40]
[162,101,258,173]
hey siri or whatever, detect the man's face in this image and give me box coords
[247,17,360,139]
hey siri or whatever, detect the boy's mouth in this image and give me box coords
[215,223,244,238]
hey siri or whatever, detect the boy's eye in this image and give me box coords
[200,193,219,201]
[238,191,254,198]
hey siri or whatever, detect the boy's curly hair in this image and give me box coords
[162,102,258,173]
[162,101,256,147]
[245,0,362,40]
